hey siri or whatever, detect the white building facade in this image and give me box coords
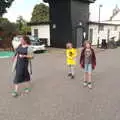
[29,22,50,46]
[88,22,120,45]
[30,22,120,46]
[89,6,120,45]
[29,6,120,46]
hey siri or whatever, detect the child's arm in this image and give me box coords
[12,49,18,62]
[19,47,34,59]
[92,49,96,69]
[80,48,85,68]
[93,49,96,65]
[80,49,83,64]
[73,49,77,58]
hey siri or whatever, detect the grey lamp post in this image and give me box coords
[97,4,103,48]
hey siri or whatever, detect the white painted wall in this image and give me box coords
[88,24,98,45]
[31,25,50,46]
[89,24,120,45]
[31,23,120,46]
[102,21,120,24]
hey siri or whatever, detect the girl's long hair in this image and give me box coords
[84,40,92,48]
[23,35,31,45]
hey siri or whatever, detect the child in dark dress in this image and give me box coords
[12,36,33,97]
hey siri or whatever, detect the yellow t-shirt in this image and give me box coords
[66,48,77,65]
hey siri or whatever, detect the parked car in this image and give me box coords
[12,35,46,52]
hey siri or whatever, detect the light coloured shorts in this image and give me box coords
[84,64,92,73]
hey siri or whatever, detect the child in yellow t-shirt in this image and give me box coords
[66,43,77,79]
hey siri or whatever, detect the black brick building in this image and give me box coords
[43,0,96,48]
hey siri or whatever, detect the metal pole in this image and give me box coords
[97,5,102,48]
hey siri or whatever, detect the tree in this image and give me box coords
[0,17,17,34]
[16,16,26,32]
[0,0,14,17]
[0,17,9,23]
[31,3,49,23]
[0,17,17,49]
[16,16,31,34]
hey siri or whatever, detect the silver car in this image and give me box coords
[12,35,46,52]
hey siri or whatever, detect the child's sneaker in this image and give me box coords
[71,75,75,79]
[68,73,72,77]
[83,81,88,87]
[24,88,31,94]
[88,83,92,89]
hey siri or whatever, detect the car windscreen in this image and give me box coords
[29,36,39,41]
[13,36,22,41]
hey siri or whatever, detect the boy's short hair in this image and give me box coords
[66,42,73,48]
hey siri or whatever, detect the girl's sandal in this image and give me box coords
[12,91,19,97]
[24,88,31,94]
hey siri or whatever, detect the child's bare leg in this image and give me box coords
[71,65,75,75]
[83,72,88,86]
[88,72,92,83]
[84,72,88,82]
[88,72,92,89]
[68,65,72,76]
[12,84,19,97]
[15,84,19,92]
[24,81,32,93]
[71,65,75,79]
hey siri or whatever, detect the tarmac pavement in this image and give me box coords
[0,47,120,120]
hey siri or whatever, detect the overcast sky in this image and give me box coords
[3,0,120,22]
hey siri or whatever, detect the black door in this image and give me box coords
[89,28,93,43]
[76,27,83,48]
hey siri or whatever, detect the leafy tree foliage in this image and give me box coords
[0,17,17,49]
[16,16,31,34]
[0,0,14,16]
[31,3,49,22]
[0,17,17,35]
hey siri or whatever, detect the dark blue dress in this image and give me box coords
[14,46,30,84]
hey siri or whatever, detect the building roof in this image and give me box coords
[102,20,120,25]
[100,5,120,25]
[110,5,120,20]
[88,21,120,26]
[28,21,120,26]
[27,22,50,26]
[43,0,96,3]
